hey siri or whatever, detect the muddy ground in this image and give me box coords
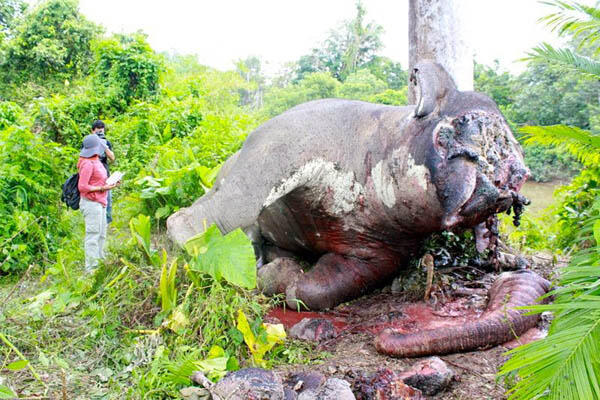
[269,251,563,399]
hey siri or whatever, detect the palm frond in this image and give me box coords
[520,124,600,167]
[525,42,600,78]
[539,1,600,51]
[500,194,600,399]
[501,256,600,400]
[501,303,600,399]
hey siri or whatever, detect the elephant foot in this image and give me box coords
[257,257,303,297]
[286,253,398,310]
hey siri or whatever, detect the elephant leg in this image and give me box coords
[286,253,398,310]
[257,257,304,297]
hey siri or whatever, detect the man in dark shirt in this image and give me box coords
[89,120,115,223]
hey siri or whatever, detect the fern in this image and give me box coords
[539,1,600,53]
[521,125,600,167]
[500,204,600,399]
[526,43,600,77]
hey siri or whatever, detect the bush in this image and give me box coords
[0,123,75,273]
[92,33,162,105]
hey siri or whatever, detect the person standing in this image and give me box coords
[90,120,115,224]
[78,134,118,272]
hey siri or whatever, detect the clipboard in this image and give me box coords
[106,171,124,186]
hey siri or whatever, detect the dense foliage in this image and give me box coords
[0,103,74,273]
[0,0,599,398]
[0,0,101,101]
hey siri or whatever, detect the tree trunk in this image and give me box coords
[408,0,473,103]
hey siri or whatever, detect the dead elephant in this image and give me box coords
[167,61,549,357]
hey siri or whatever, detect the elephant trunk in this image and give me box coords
[375,270,550,357]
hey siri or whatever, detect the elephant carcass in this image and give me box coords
[167,61,548,356]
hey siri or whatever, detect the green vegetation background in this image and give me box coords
[1,0,599,398]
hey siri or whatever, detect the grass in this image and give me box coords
[0,209,326,399]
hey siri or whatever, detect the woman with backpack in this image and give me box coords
[78,134,119,273]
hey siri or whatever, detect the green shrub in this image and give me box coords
[92,33,162,105]
[0,101,24,130]
[552,168,600,250]
[369,88,408,105]
[0,124,75,273]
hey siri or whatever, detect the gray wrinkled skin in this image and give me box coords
[167,99,417,245]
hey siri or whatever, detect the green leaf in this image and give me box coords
[162,123,172,142]
[236,310,286,367]
[0,385,16,399]
[7,359,28,370]
[129,214,156,264]
[520,125,600,167]
[159,257,177,313]
[184,223,220,255]
[196,164,221,188]
[594,220,600,246]
[226,356,239,371]
[186,225,256,289]
[525,42,600,78]
[500,203,600,400]
[207,345,225,359]
[155,205,172,220]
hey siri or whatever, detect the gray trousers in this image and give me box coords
[80,197,107,271]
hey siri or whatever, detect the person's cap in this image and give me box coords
[80,134,106,158]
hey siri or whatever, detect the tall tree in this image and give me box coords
[295,1,384,82]
[236,56,265,109]
[339,1,384,80]
[0,0,101,94]
[408,0,473,102]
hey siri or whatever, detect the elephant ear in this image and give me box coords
[410,61,458,118]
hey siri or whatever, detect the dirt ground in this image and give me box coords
[270,251,563,399]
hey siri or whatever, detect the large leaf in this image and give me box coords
[129,214,157,265]
[539,1,600,53]
[186,225,256,289]
[501,306,600,399]
[526,42,600,78]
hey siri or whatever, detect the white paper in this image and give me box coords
[106,171,124,186]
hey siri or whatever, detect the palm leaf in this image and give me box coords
[500,196,600,399]
[501,305,600,399]
[525,43,600,78]
[520,124,600,167]
[539,1,600,52]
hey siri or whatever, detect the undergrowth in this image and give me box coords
[0,209,327,399]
